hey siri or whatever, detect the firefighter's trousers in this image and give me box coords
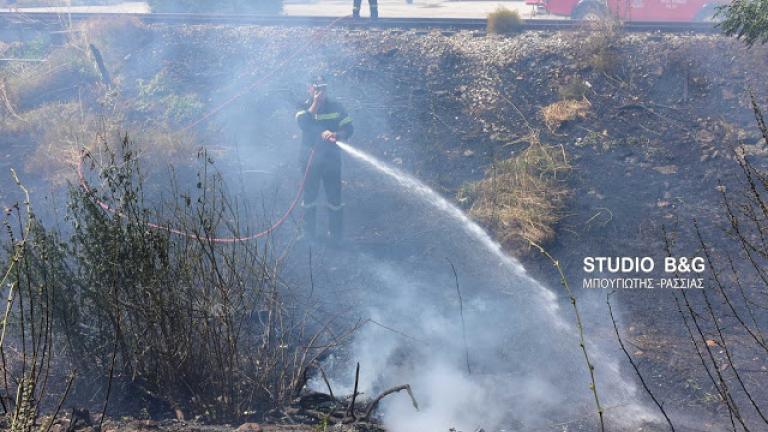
[353,0,378,17]
[302,160,343,241]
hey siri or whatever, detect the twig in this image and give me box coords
[361,384,419,421]
[308,247,314,298]
[42,370,76,432]
[316,363,335,401]
[448,259,471,375]
[526,238,605,432]
[365,319,424,343]
[99,337,118,431]
[344,362,360,422]
[606,292,674,431]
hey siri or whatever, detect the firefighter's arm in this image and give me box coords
[295,109,313,130]
[335,112,354,141]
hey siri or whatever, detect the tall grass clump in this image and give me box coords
[458,133,571,251]
[487,7,524,35]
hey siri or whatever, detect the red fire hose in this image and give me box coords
[77,148,315,243]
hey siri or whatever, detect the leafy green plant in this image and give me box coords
[718,0,768,47]
[57,134,347,422]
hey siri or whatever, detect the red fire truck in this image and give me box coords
[527,0,725,21]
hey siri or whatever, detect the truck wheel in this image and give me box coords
[572,1,607,21]
[694,4,721,22]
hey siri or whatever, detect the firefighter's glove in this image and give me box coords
[321,130,337,143]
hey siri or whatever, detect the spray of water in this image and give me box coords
[319,141,656,431]
[336,141,563,323]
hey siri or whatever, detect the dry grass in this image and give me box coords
[74,16,149,59]
[458,134,571,250]
[21,102,99,185]
[487,7,523,35]
[541,99,590,132]
[2,46,94,110]
[10,101,198,186]
[578,18,623,74]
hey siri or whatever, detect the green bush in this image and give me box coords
[59,135,329,421]
[718,0,768,46]
[487,7,524,35]
[149,0,283,15]
[1,134,343,423]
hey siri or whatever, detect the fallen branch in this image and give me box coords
[361,384,419,421]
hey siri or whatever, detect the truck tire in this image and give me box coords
[572,1,607,20]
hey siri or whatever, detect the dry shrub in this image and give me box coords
[487,7,524,35]
[578,18,623,74]
[2,46,94,111]
[12,100,198,186]
[459,134,571,249]
[541,99,590,132]
[74,17,150,63]
[27,103,97,182]
[0,102,101,186]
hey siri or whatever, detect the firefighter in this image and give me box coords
[353,0,378,19]
[295,76,353,243]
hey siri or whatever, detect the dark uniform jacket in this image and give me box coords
[295,99,354,168]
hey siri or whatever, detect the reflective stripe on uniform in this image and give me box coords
[339,116,352,126]
[295,110,307,120]
[326,202,344,211]
[315,112,341,120]
[302,201,318,209]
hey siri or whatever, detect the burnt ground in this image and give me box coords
[1,20,768,431]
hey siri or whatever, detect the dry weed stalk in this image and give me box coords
[0,170,74,431]
[657,100,768,429]
[525,239,605,432]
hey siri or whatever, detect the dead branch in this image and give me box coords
[89,44,111,87]
[317,362,335,401]
[344,362,360,423]
[42,371,76,432]
[361,384,419,421]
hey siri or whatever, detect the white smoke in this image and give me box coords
[301,144,661,431]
